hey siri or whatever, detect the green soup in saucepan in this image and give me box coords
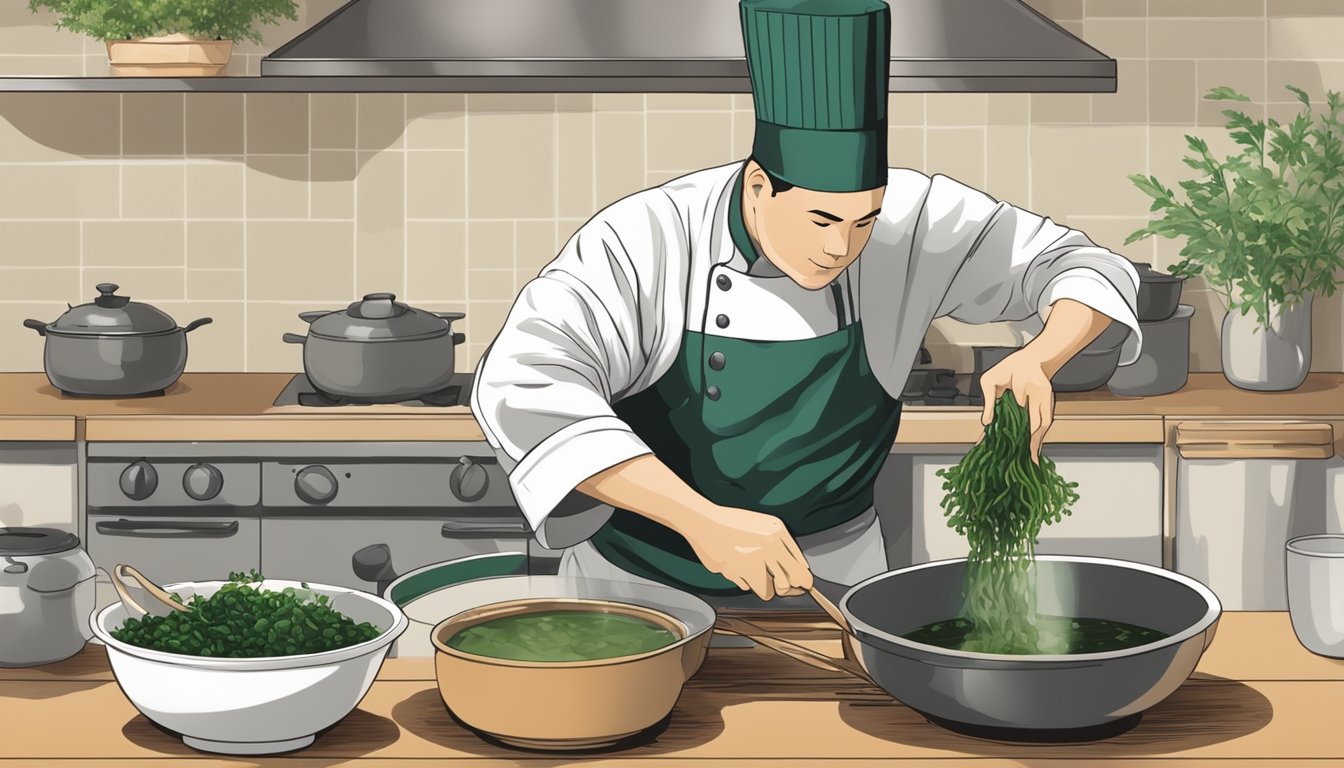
[902,615,1168,654]
[444,610,680,662]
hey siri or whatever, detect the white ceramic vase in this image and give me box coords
[1220,292,1313,392]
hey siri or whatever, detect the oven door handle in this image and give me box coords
[95,519,241,538]
[441,518,530,538]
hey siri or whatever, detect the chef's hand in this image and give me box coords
[682,505,814,601]
[977,352,1055,464]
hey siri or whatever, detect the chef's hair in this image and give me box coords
[746,155,795,196]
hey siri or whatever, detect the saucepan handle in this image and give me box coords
[299,311,328,323]
[434,312,466,321]
[22,319,47,337]
[452,332,465,345]
[714,616,874,683]
[282,333,307,345]
[182,317,213,334]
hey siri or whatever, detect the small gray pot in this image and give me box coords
[24,283,212,397]
[283,293,465,403]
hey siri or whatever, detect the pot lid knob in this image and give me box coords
[94,283,129,309]
[354,293,404,319]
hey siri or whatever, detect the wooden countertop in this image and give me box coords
[0,612,1338,764]
[0,373,1342,443]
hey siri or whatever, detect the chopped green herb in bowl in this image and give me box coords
[110,569,383,658]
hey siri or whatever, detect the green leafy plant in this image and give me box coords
[109,570,382,658]
[28,0,298,45]
[1125,86,1344,328]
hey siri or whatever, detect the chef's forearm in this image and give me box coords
[575,454,716,535]
[1018,298,1113,378]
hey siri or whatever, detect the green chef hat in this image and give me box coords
[740,0,891,193]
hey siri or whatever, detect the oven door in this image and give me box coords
[261,513,531,594]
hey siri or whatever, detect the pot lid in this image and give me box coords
[308,293,450,341]
[0,527,80,556]
[49,283,177,335]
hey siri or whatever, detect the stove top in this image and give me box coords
[899,368,984,407]
[273,373,475,407]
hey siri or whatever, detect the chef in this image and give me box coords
[471,0,1141,609]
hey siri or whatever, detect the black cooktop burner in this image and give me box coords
[273,373,474,408]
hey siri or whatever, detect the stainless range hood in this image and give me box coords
[262,0,1115,93]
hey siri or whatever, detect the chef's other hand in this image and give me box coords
[683,506,814,601]
[978,352,1056,464]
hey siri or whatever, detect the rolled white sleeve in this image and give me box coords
[471,192,688,549]
[925,173,1142,364]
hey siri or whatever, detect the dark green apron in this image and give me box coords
[588,171,904,596]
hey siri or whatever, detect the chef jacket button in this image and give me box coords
[716,274,732,290]
[708,351,725,370]
[716,314,730,329]
[706,385,721,401]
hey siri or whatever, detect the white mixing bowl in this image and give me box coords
[90,579,406,755]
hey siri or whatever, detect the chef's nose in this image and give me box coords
[822,229,849,258]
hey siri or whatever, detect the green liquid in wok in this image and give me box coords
[903,615,1168,654]
[445,610,679,662]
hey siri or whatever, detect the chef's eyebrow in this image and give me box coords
[808,208,882,222]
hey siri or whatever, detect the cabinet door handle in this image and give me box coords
[95,520,240,538]
[1175,421,1334,459]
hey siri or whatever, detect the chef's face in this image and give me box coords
[742,160,884,291]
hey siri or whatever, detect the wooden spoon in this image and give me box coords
[110,564,191,619]
[807,585,854,635]
[715,615,872,683]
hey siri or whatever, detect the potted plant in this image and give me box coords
[1126,86,1344,392]
[28,0,299,76]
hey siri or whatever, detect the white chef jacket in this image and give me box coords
[471,162,1143,550]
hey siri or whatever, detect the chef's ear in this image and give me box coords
[743,160,772,199]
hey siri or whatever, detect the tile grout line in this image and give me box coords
[353,93,360,349]
[117,93,123,223]
[242,93,249,370]
[463,94,471,358]
[1146,0,1154,265]
[182,94,188,301]
[403,95,409,302]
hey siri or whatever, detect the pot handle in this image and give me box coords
[299,311,328,323]
[714,616,874,683]
[22,319,47,337]
[434,312,467,321]
[182,317,213,334]
[282,333,307,345]
[452,332,465,345]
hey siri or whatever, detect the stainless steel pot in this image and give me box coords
[283,293,465,403]
[1107,305,1194,397]
[972,320,1130,395]
[24,283,212,397]
[840,556,1220,739]
[0,527,97,667]
[1131,262,1186,322]
[730,556,1221,741]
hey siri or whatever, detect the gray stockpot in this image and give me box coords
[24,283,212,397]
[283,293,465,402]
[0,527,97,668]
[831,556,1221,739]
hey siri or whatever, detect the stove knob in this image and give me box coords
[182,462,224,501]
[450,457,489,502]
[119,460,158,501]
[294,465,338,505]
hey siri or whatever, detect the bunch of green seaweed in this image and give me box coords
[934,392,1080,654]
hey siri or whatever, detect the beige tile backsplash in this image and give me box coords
[0,1,1343,375]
